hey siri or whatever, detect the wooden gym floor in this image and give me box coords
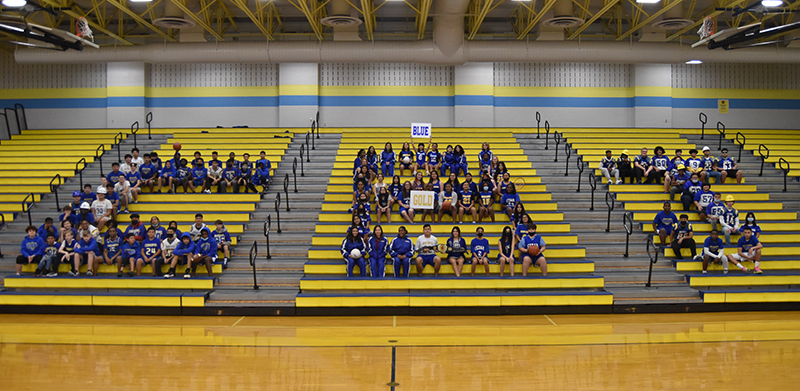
[1,312,799,390]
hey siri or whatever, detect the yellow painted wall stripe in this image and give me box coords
[146,86,279,98]
[319,85,454,96]
[280,84,319,96]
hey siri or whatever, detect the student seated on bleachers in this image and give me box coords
[413,142,429,175]
[34,235,59,277]
[102,226,122,276]
[140,154,157,193]
[38,217,57,241]
[107,162,124,186]
[600,150,621,185]
[170,233,196,278]
[438,182,458,223]
[119,233,140,277]
[149,216,167,240]
[188,213,207,242]
[79,184,97,207]
[91,187,113,231]
[75,228,101,276]
[700,146,721,184]
[157,160,176,194]
[220,160,239,194]
[397,182,415,224]
[67,191,83,215]
[213,220,231,269]
[238,161,259,194]
[519,223,547,277]
[76,204,96,227]
[633,148,652,184]
[685,149,704,180]
[457,182,477,224]
[375,187,392,224]
[693,182,714,221]
[414,224,441,277]
[131,148,144,166]
[670,214,696,260]
[729,226,762,274]
[706,192,725,231]
[140,227,164,277]
[653,202,679,247]
[115,175,132,213]
[341,226,368,277]
[105,184,120,221]
[452,145,468,177]
[445,226,467,277]
[500,183,521,221]
[720,195,740,245]
[187,158,208,194]
[718,148,743,184]
[185,228,216,279]
[253,161,270,195]
[681,173,703,211]
[120,154,133,175]
[694,229,747,274]
[209,151,221,169]
[478,180,495,223]
[151,152,162,172]
[174,159,191,194]
[366,146,380,181]
[389,226,413,278]
[161,228,181,279]
[57,230,77,276]
[645,146,669,185]
[510,203,526,227]
[17,225,45,276]
[421,183,439,223]
[398,143,413,176]
[59,219,77,243]
[498,226,516,277]
[367,225,389,278]
[470,227,490,277]
[618,150,633,184]
[668,165,689,201]
[739,212,761,239]
[124,214,145,242]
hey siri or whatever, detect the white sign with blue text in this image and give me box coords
[411,123,432,139]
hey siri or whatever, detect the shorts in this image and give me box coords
[522,253,544,262]
[730,251,756,262]
[446,252,465,260]
[122,255,138,264]
[497,254,514,262]
[725,169,738,177]
[16,255,42,265]
[80,253,99,264]
[192,178,204,186]
[657,225,674,235]
[144,256,164,264]
[399,206,410,214]
[400,163,412,169]
[418,253,437,267]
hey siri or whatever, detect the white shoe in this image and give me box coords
[203,189,211,194]
[607,180,612,185]
[616,180,622,184]
[693,255,702,261]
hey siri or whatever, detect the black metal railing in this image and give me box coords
[564,142,572,175]
[2,108,17,138]
[0,212,5,232]
[0,111,9,139]
[699,112,707,139]
[96,144,106,177]
[779,158,791,193]
[146,112,153,139]
[758,144,770,177]
[264,215,272,260]
[305,132,311,162]
[292,157,299,193]
[114,132,124,162]
[315,111,320,137]
[310,123,316,150]
[49,174,62,212]
[75,158,87,189]
[623,212,633,258]
[283,173,290,212]
[576,156,584,192]
[22,193,35,226]
[275,193,282,233]
[588,168,597,210]
[249,241,259,290]
[645,235,659,287]
[300,144,306,176]
[716,121,725,151]
[604,192,616,232]
[535,111,541,139]
[553,132,562,162]
[735,132,746,163]
[14,103,27,131]
[131,121,140,150]
[544,120,551,150]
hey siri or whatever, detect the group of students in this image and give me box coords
[599,146,744,190]
[350,141,523,226]
[16,213,232,279]
[653,197,764,275]
[340,212,549,278]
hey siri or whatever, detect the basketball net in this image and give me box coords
[76,17,94,42]
[697,16,715,40]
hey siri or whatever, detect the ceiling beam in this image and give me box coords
[467,0,505,40]
[568,0,620,40]
[515,0,558,39]
[285,0,325,41]
[105,0,176,42]
[168,0,225,41]
[616,0,684,41]
[38,0,134,45]
[229,0,275,40]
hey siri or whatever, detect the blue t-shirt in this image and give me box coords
[104,235,122,257]
[518,234,545,253]
[703,236,724,256]
[739,224,761,235]
[500,193,520,210]
[653,211,678,228]
[651,156,669,170]
[79,192,97,206]
[121,241,140,259]
[479,191,493,207]
[737,235,760,252]
[459,190,473,207]
[126,172,142,184]
[515,223,529,238]
[142,237,162,258]
[107,170,123,185]
[470,238,490,258]
[415,150,427,164]
[427,150,441,164]
[139,163,156,180]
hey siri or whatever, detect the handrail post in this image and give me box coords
[588,169,597,210]
[716,121,725,151]
[283,174,290,212]
[576,156,584,192]
[778,158,791,193]
[1,112,9,139]
[96,144,105,177]
[0,213,5,233]
[114,132,123,162]
[310,123,316,150]
[699,112,707,139]
[146,112,153,140]
[564,142,572,175]
[292,157,299,193]
[249,241,259,290]
[14,104,27,131]
[300,144,306,176]
[544,120,550,150]
[315,111,320,138]
[131,121,139,150]
[21,193,34,226]
[3,108,17,138]
[305,132,311,162]
[49,174,62,212]
[275,193,282,233]
[553,132,561,162]
[604,192,616,232]
[645,235,658,287]
[758,144,770,177]
[264,215,272,259]
[623,212,633,258]
[75,158,87,189]
[735,132,746,163]
[535,111,541,139]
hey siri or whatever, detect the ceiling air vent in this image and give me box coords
[153,17,196,29]
[541,16,585,29]
[321,15,362,27]
[651,18,694,31]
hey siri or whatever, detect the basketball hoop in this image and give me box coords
[698,16,715,40]
[76,17,93,42]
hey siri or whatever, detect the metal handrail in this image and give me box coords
[0,111,9,139]
[604,192,616,232]
[22,193,35,226]
[283,174,291,211]
[0,212,5,232]
[553,132,562,162]
[275,193,282,233]
[564,142,572,175]
[576,156,584,192]
[114,132,124,162]
[75,158,87,189]
[779,158,791,193]
[758,144,770,177]
[96,144,106,177]
[310,123,316,150]
[544,120,551,150]
[300,144,306,176]
[146,112,153,139]
[645,235,659,287]
[734,132,747,163]
[315,111,320,138]
[249,241,259,290]
[3,108,17,138]
[131,121,140,150]
[264,215,272,259]
[588,168,597,210]
[292,157,299,193]
[14,103,27,131]
[536,111,541,139]
[305,132,311,162]
[623,212,633,258]
[699,112,707,139]
[716,121,725,151]
[49,174,62,212]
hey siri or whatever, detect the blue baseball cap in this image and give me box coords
[72,191,81,197]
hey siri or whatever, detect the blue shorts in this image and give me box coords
[418,253,436,267]
[192,178,204,186]
[522,253,544,262]
[399,206,410,214]
[400,163,412,169]
[657,225,674,234]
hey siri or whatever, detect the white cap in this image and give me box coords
[97,187,107,194]
[80,202,91,209]
[702,146,710,151]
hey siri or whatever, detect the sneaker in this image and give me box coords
[702,270,707,274]
[693,255,702,261]
[46,272,57,277]
[117,271,123,278]
[67,270,78,277]
[754,267,763,274]
[607,180,612,185]
[223,258,229,269]
[183,271,192,279]
[616,180,622,184]
[15,272,21,276]
[127,271,135,277]
[34,269,42,277]
[723,270,729,274]
[123,208,129,214]
[741,266,750,273]
[85,271,93,276]
[203,189,211,194]
[164,272,174,279]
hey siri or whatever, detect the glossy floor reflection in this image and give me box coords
[1,312,799,390]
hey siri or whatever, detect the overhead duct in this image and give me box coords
[154,1,196,29]
[322,0,362,41]
[15,40,800,64]
[433,0,470,57]
[651,3,693,31]
[541,0,584,29]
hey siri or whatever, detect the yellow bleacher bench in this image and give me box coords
[299,274,603,290]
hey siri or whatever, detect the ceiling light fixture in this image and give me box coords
[761,0,782,6]
[1,0,27,7]
[128,0,154,2]
[635,0,661,3]
[685,60,703,64]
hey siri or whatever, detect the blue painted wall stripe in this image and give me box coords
[279,95,318,106]
[0,98,107,109]
[454,95,493,106]
[494,97,635,108]
[107,96,145,107]
[634,96,672,107]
